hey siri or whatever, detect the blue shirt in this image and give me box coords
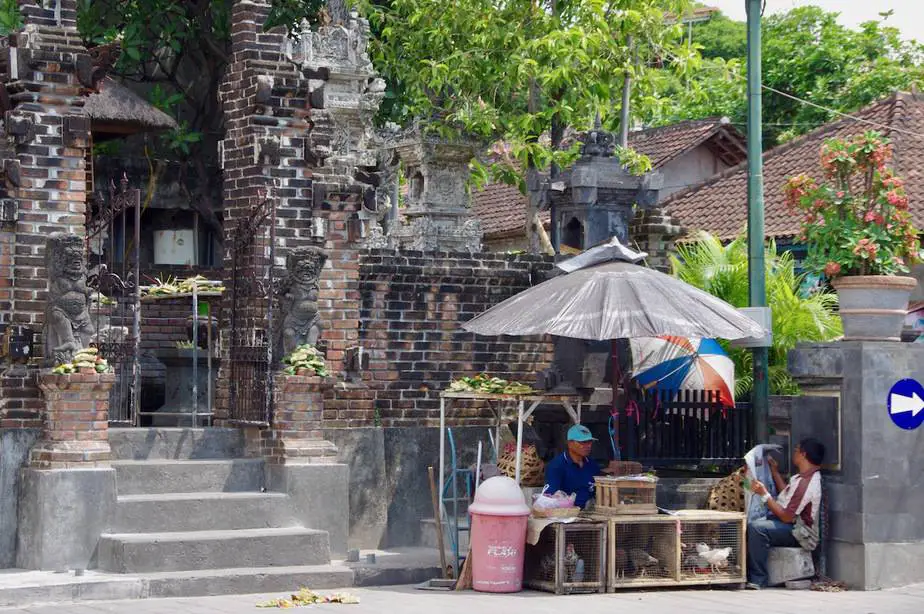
[545,452,602,508]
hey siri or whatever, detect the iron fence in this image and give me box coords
[621,389,752,468]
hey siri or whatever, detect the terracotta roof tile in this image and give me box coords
[473,118,744,239]
[666,91,924,239]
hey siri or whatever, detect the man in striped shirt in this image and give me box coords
[745,438,825,589]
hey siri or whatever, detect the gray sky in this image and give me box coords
[705,1,924,42]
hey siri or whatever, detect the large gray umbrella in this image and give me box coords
[463,239,766,341]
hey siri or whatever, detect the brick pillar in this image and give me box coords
[29,372,114,467]
[630,207,684,273]
[1,0,92,427]
[250,374,337,463]
[217,1,382,441]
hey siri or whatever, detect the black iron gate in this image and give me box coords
[86,175,142,426]
[227,189,277,424]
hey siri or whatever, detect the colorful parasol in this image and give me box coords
[629,336,735,408]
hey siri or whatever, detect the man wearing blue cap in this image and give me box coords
[544,424,603,509]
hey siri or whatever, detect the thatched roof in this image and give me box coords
[85,78,178,135]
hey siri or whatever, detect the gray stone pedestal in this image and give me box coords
[16,468,116,570]
[789,342,924,590]
[266,463,350,557]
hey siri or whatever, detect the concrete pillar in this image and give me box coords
[789,341,924,590]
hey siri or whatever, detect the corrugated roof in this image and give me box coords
[473,118,746,239]
[665,91,924,240]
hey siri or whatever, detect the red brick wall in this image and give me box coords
[355,250,555,427]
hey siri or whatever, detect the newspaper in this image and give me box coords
[743,444,782,522]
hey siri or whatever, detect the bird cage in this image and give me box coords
[524,521,606,595]
[678,512,747,584]
[596,511,746,591]
[603,515,679,589]
[594,476,658,515]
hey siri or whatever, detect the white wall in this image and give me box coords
[658,144,731,199]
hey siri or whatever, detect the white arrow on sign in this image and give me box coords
[890,392,924,417]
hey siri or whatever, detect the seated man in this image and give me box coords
[545,424,603,509]
[746,437,825,589]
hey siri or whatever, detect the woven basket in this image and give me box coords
[531,506,581,518]
[708,467,746,512]
[497,444,545,487]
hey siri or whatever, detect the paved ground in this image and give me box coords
[1,584,923,614]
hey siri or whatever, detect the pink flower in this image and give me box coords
[823,262,841,277]
[836,191,846,199]
[852,238,879,259]
[893,256,905,266]
[864,211,877,223]
[886,190,909,209]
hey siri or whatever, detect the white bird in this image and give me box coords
[696,543,731,574]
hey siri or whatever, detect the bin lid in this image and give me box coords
[468,476,530,516]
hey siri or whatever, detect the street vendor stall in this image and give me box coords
[455,238,765,595]
[438,390,583,513]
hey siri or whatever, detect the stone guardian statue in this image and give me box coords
[44,233,95,365]
[277,245,328,358]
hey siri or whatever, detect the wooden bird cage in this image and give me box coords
[524,520,607,595]
[591,511,746,592]
[707,468,746,512]
[593,476,658,515]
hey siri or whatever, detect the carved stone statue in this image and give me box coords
[278,246,328,358]
[44,233,95,365]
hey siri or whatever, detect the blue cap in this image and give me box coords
[567,424,597,442]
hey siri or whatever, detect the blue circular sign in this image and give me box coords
[888,378,924,431]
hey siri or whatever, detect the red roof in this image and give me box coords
[473,118,746,239]
[666,91,924,240]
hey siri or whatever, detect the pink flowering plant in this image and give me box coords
[784,131,922,278]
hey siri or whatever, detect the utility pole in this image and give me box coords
[746,0,769,443]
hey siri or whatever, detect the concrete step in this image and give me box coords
[98,527,331,573]
[109,428,245,461]
[141,565,354,599]
[113,459,265,495]
[419,518,470,552]
[0,570,146,608]
[112,492,299,533]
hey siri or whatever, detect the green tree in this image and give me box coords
[671,232,842,398]
[357,0,696,251]
[71,0,328,234]
[676,7,924,148]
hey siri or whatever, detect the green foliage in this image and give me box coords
[0,0,21,35]
[671,232,842,398]
[784,132,922,278]
[678,7,924,147]
[357,0,693,186]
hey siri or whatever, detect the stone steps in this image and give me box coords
[112,492,298,533]
[112,459,265,495]
[109,428,245,461]
[140,564,354,599]
[98,527,331,573]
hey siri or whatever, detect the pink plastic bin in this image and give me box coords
[468,476,531,593]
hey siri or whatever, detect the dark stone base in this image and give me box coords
[0,429,41,568]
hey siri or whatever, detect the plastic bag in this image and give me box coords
[532,489,576,510]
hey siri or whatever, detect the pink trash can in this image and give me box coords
[468,476,531,593]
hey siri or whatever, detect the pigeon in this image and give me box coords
[629,549,659,577]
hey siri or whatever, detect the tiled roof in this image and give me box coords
[473,118,745,239]
[665,91,924,240]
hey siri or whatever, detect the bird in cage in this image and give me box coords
[695,543,731,574]
[564,542,585,583]
[613,547,628,579]
[629,548,659,577]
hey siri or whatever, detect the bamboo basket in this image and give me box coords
[497,444,545,487]
[594,476,658,515]
[707,468,745,513]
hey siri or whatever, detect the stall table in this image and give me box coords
[438,391,583,515]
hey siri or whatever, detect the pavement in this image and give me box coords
[1,583,923,614]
